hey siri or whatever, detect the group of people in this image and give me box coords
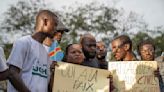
[0,9,163,92]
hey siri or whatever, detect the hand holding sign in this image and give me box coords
[108,61,160,92]
[53,62,110,92]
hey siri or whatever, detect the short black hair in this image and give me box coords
[63,43,80,62]
[137,40,155,55]
[112,35,132,50]
[80,33,95,45]
[62,44,73,62]
[35,10,58,30]
[65,44,73,56]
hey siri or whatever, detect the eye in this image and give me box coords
[71,51,75,54]
[78,51,83,54]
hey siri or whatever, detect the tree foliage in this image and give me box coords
[154,32,164,56]
[0,0,163,58]
[1,0,46,34]
[132,30,164,56]
[60,2,119,44]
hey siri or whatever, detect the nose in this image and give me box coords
[99,47,104,51]
[112,48,116,53]
[75,52,80,56]
[145,50,152,55]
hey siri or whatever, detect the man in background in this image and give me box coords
[80,33,99,68]
[96,41,108,69]
[138,40,155,61]
[43,19,69,52]
[138,40,164,92]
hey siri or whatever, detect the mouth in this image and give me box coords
[114,53,119,58]
[142,54,153,60]
[74,56,81,60]
[146,56,153,59]
[114,53,122,60]
[90,52,96,55]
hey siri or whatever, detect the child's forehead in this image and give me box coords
[141,44,154,48]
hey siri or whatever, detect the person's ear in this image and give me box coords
[38,18,48,32]
[40,17,48,28]
[43,18,48,26]
[123,44,130,51]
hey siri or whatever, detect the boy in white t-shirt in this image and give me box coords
[7,10,58,92]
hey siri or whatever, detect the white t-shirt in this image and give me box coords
[43,44,50,53]
[0,47,8,72]
[7,35,50,92]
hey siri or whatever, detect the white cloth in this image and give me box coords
[0,47,8,72]
[7,35,50,92]
[43,44,50,53]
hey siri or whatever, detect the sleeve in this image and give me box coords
[0,47,8,72]
[7,38,28,70]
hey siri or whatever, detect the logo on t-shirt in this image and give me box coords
[32,63,48,78]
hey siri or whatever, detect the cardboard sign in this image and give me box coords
[53,62,110,92]
[108,61,160,92]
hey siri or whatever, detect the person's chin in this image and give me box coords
[115,57,121,61]
[97,56,106,60]
[97,55,102,58]
[114,55,119,60]
[89,55,95,59]
[89,53,96,57]
[146,58,154,61]
[145,56,154,61]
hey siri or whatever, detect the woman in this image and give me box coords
[64,43,84,64]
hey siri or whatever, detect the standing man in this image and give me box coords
[110,35,137,91]
[7,10,58,92]
[80,33,99,68]
[138,40,164,92]
[96,41,108,69]
[111,35,137,61]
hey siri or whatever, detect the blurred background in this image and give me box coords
[0,0,163,58]
[0,0,164,91]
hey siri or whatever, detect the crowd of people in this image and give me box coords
[0,9,164,92]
